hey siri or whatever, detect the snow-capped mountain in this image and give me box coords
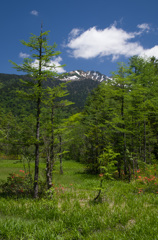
[60,70,110,82]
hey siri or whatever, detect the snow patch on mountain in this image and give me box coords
[60,70,110,82]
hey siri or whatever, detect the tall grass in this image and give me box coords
[0,159,158,239]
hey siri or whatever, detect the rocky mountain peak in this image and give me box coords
[60,70,110,82]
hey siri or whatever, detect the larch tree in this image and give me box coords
[42,82,72,189]
[10,25,64,198]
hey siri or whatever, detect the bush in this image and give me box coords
[132,164,158,194]
[1,170,33,197]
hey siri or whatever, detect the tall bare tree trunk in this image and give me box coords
[144,117,146,163]
[59,135,63,174]
[34,96,41,198]
[46,106,55,189]
[34,25,42,198]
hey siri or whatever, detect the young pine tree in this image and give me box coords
[10,26,64,198]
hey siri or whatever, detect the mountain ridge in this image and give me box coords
[0,70,110,83]
[59,70,110,82]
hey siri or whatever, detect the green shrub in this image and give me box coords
[132,164,158,194]
[1,170,33,197]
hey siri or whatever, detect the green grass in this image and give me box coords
[0,159,45,181]
[0,159,22,181]
[0,159,158,239]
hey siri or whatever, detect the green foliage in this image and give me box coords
[1,50,158,237]
[1,170,33,197]
[132,164,158,194]
[93,147,119,201]
[69,56,158,176]
[0,73,99,115]
[98,146,119,179]
[9,27,69,197]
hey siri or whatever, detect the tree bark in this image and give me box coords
[59,135,63,174]
[34,95,41,198]
[144,117,146,163]
[34,27,42,198]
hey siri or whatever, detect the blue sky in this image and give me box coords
[1,0,158,76]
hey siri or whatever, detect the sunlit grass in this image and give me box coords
[0,159,158,239]
[0,159,45,181]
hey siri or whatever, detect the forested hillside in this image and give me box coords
[0,73,99,114]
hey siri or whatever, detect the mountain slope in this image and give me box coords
[0,72,102,113]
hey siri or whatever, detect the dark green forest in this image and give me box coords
[0,73,99,113]
[1,57,158,181]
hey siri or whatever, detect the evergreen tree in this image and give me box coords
[10,25,63,198]
[129,56,158,164]
[41,83,72,189]
[76,57,158,176]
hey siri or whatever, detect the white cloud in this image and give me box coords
[66,23,158,61]
[31,56,66,73]
[137,23,150,33]
[112,55,119,62]
[67,25,143,59]
[19,52,30,58]
[68,28,83,40]
[141,46,158,59]
[30,10,38,16]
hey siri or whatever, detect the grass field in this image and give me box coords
[0,158,158,239]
